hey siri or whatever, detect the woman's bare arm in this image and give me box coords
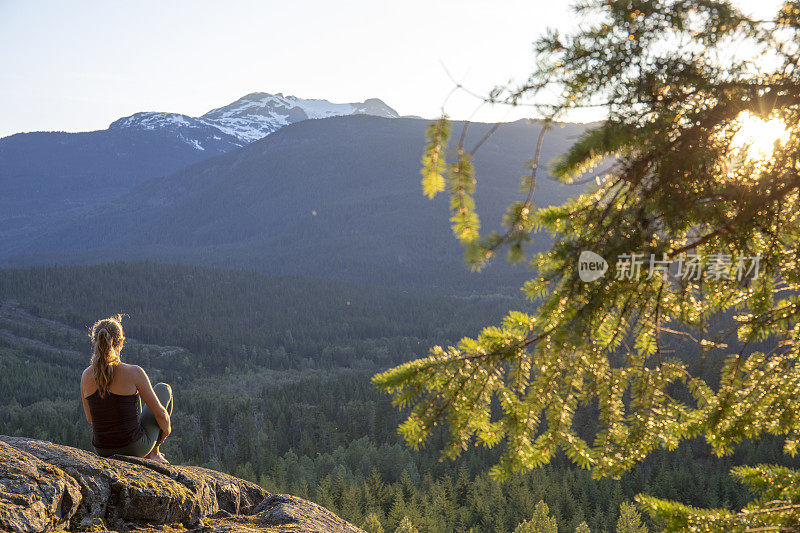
[133,366,171,442]
[80,370,92,424]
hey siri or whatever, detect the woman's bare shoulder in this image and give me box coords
[80,367,94,395]
[117,362,146,380]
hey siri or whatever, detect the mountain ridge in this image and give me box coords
[0,115,590,292]
[108,92,400,146]
[0,92,399,232]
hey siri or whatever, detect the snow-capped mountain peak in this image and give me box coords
[109,112,197,131]
[199,92,399,143]
[109,93,399,149]
[108,111,242,152]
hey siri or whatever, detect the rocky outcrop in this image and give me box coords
[0,442,82,532]
[0,436,362,533]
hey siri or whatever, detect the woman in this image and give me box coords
[80,314,173,463]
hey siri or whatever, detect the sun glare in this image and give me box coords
[729,111,790,162]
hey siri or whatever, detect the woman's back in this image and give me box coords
[85,386,145,448]
[82,363,145,448]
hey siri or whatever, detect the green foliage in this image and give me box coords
[513,500,558,533]
[637,462,800,531]
[446,149,480,246]
[575,522,591,533]
[377,0,800,530]
[550,121,631,184]
[418,116,551,271]
[616,502,647,533]
[420,116,484,254]
[421,117,450,199]
[364,512,385,533]
[395,516,419,533]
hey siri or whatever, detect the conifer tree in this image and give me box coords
[575,521,592,533]
[395,516,419,533]
[513,500,559,533]
[374,0,800,529]
[616,502,647,533]
[364,512,385,533]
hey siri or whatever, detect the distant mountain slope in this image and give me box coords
[0,124,238,231]
[1,115,590,292]
[0,92,398,234]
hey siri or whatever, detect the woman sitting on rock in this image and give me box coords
[80,314,173,464]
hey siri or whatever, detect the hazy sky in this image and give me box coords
[0,0,786,138]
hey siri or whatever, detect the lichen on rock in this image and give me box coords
[0,436,363,533]
[0,442,82,532]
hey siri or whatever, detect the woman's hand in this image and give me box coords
[157,412,171,444]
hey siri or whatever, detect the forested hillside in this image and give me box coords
[0,117,588,293]
[2,262,796,531]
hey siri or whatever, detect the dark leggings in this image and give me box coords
[94,382,173,458]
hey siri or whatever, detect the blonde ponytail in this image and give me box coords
[89,315,125,398]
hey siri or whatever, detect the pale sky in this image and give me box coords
[0,0,786,138]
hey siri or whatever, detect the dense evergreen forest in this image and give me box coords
[1,262,796,531]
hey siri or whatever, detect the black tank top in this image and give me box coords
[86,390,145,448]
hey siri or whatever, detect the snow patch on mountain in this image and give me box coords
[110,112,196,131]
[199,92,399,144]
[109,93,399,147]
[185,138,204,151]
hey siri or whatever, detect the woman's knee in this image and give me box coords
[153,382,173,410]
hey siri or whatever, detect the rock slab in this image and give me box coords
[0,436,363,533]
[0,442,82,532]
